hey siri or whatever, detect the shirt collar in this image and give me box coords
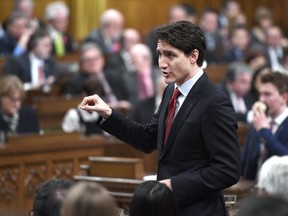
[271,107,288,126]
[29,53,43,65]
[175,68,204,96]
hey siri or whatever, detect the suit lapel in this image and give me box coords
[158,85,174,152]
[159,73,209,160]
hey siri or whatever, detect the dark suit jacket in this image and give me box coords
[98,73,240,216]
[219,83,255,123]
[241,117,288,180]
[0,32,18,56]
[85,28,123,56]
[3,52,56,84]
[64,71,129,101]
[0,106,39,135]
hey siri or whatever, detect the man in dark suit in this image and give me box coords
[130,76,167,124]
[219,62,255,123]
[0,12,32,56]
[241,72,288,180]
[85,9,124,56]
[65,42,130,109]
[3,29,55,91]
[80,21,240,216]
[45,1,74,56]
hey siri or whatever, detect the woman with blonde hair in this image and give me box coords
[61,182,118,216]
[0,75,39,139]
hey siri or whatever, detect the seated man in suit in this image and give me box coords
[64,42,130,110]
[4,29,55,91]
[123,43,158,106]
[219,62,254,122]
[62,77,106,136]
[44,1,75,56]
[0,12,33,56]
[130,76,167,124]
[223,25,251,63]
[241,72,288,180]
[0,75,39,139]
[85,9,124,56]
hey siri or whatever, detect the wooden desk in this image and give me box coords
[89,156,144,179]
[0,133,112,212]
[0,133,157,212]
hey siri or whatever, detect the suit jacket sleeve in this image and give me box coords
[258,128,288,155]
[98,109,159,154]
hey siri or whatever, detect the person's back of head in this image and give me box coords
[238,196,288,216]
[61,182,117,216]
[129,180,178,216]
[32,179,72,216]
[82,76,105,97]
[257,156,288,201]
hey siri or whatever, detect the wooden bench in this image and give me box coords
[89,156,144,179]
[31,95,82,131]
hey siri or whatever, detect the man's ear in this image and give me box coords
[190,49,199,64]
[281,92,288,104]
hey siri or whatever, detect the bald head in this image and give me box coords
[123,28,141,51]
[100,9,124,39]
[130,43,152,72]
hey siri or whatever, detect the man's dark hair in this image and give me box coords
[83,77,105,97]
[6,12,28,28]
[261,72,288,94]
[27,29,50,51]
[33,179,73,216]
[155,20,206,67]
[129,180,179,216]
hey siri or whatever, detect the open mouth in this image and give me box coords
[162,71,169,77]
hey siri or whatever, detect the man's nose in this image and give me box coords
[158,57,167,69]
[259,95,265,102]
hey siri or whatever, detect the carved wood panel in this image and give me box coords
[24,162,48,198]
[0,165,19,201]
[52,159,74,179]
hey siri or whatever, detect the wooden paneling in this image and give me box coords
[1,1,288,41]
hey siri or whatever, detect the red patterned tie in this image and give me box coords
[164,88,181,144]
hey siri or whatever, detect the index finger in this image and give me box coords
[79,96,92,110]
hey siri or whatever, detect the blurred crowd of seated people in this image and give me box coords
[1,1,288,97]
[0,1,288,168]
